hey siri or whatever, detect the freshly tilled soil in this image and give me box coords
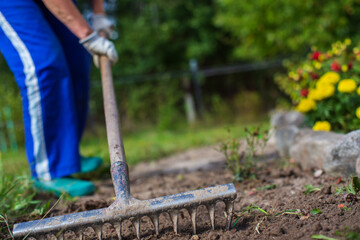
[7,159,360,240]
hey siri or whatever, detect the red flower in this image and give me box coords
[312,51,321,60]
[310,72,320,80]
[300,88,309,97]
[331,61,341,72]
[348,62,353,70]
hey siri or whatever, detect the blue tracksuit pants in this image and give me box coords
[0,0,92,180]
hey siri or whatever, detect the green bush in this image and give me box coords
[215,0,360,60]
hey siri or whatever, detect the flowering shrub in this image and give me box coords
[275,39,360,132]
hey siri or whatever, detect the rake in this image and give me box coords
[12,53,237,239]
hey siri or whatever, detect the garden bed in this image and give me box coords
[11,154,360,240]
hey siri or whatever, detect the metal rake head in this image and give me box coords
[13,161,237,239]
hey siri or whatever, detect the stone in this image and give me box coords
[269,111,304,157]
[357,157,360,176]
[289,129,344,170]
[324,130,360,177]
[275,125,300,158]
[271,111,305,129]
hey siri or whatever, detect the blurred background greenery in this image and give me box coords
[1,0,360,175]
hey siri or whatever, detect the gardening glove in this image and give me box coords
[91,13,114,36]
[80,31,118,67]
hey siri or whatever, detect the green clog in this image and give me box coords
[35,178,95,197]
[80,156,103,173]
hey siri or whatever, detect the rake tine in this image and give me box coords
[133,217,141,239]
[57,232,64,240]
[77,229,84,240]
[225,201,234,230]
[150,214,160,235]
[94,225,102,240]
[114,222,122,240]
[170,210,179,234]
[190,208,197,235]
[208,204,215,230]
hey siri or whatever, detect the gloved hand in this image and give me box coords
[92,14,113,36]
[80,31,118,67]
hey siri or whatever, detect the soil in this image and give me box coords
[5,146,360,240]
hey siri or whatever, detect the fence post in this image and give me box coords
[4,106,18,151]
[182,76,196,124]
[0,111,7,152]
[189,59,204,117]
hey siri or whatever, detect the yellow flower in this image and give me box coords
[319,84,335,99]
[296,98,316,113]
[356,107,360,119]
[357,86,360,95]
[317,72,340,85]
[313,121,331,131]
[353,47,359,54]
[338,79,357,93]
[314,62,322,70]
[307,89,320,101]
[345,38,352,46]
[309,85,335,101]
[342,65,348,72]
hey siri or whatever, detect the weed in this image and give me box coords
[304,184,322,195]
[334,184,345,195]
[256,184,277,191]
[0,153,50,237]
[232,204,269,227]
[335,227,360,240]
[274,209,302,217]
[335,176,360,195]
[310,208,322,215]
[346,176,360,195]
[311,234,338,240]
[220,126,269,182]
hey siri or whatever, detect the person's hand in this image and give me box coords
[92,14,113,36]
[80,32,118,67]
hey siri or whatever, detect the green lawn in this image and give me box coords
[1,120,268,176]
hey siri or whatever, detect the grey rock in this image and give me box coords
[357,157,360,176]
[275,125,299,158]
[271,111,305,129]
[325,130,360,176]
[289,129,344,170]
[269,111,305,156]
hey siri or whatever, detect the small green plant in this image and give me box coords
[310,208,322,215]
[346,176,360,195]
[220,126,269,182]
[335,227,360,240]
[334,176,360,196]
[0,153,50,237]
[232,204,269,227]
[304,184,322,195]
[274,209,302,217]
[256,184,277,191]
[311,234,338,240]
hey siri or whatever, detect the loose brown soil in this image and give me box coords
[6,150,360,240]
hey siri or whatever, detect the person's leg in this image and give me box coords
[36,1,103,173]
[37,0,92,141]
[0,0,81,179]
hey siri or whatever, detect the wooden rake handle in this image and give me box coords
[99,32,126,165]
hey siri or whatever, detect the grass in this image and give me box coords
[2,120,268,176]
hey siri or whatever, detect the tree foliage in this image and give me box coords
[215,0,360,60]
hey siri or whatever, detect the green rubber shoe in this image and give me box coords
[35,178,95,197]
[80,156,103,173]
